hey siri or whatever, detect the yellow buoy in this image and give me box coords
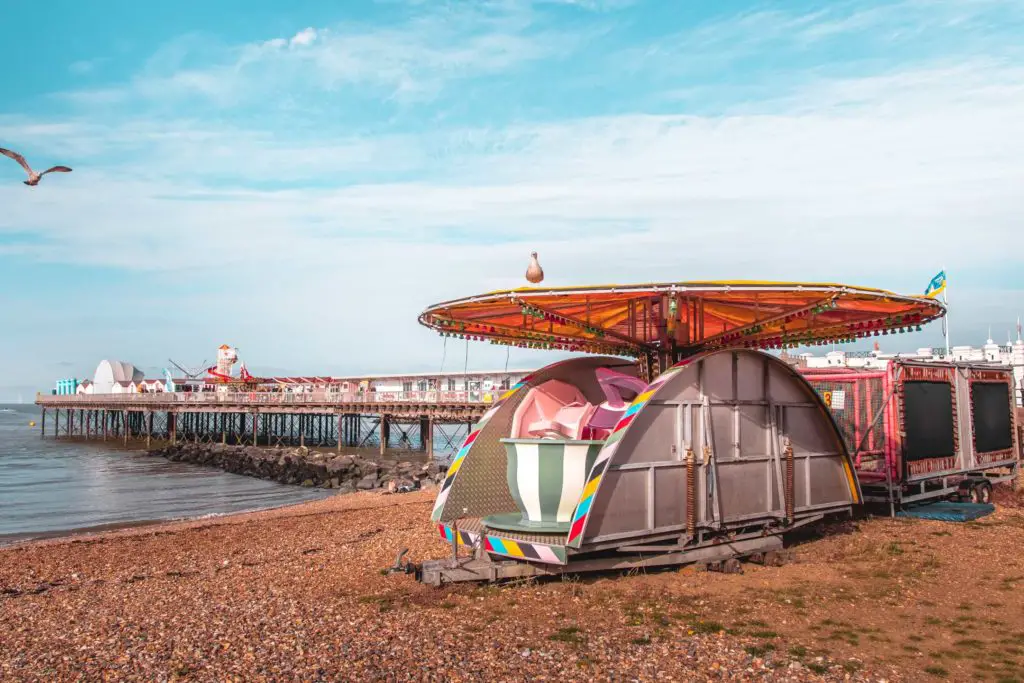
[29,421,36,427]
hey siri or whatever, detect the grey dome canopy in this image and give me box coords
[93,360,144,394]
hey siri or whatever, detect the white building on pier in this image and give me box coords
[794,329,1024,405]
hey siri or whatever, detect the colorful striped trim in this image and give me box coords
[438,524,567,564]
[567,448,613,545]
[566,352,710,548]
[840,450,861,505]
[430,376,533,521]
[499,375,532,402]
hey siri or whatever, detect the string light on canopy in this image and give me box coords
[419,281,946,378]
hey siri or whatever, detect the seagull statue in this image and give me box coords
[525,251,544,284]
[0,147,72,186]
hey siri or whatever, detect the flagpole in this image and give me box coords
[942,266,950,358]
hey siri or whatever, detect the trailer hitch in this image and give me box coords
[385,548,419,576]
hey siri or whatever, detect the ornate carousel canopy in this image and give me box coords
[419,281,946,358]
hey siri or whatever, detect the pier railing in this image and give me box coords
[37,390,499,406]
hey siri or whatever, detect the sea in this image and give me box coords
[0,403,336,545]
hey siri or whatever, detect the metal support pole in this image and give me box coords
[123,411,129,445]
[147,411,153,449]
[41,408,46,438]
[380,415,390,455]
[170,412,176,444]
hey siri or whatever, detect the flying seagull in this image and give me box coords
[526,251,544,284]
[0,147,72,186]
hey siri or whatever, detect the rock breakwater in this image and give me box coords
[148,443,448,492]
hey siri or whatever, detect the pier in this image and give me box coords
[34,389,497,455]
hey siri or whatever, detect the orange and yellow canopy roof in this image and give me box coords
[419,281,946,357]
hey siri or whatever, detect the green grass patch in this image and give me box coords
[549,626,585,644]
[807,663,830,674]
[955,639,984,649]
[745,643,776,657]
[789,645,808,658]
[829,630,860,646]
[691,620,724,634]
[631,636,651,646]
[924,665,949,677]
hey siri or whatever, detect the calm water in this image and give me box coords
[0,404,335,544]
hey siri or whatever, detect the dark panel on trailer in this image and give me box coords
[972,382,1013,453]
[903,381,955,462]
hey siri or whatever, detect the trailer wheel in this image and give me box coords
[971,481,992,504]
[722,558,744,575]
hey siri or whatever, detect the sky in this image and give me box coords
[1,0,1023,399]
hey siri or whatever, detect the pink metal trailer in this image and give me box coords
[800,360,1021,514]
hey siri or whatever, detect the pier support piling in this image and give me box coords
[420,415,433,455]
[380,415,390,455]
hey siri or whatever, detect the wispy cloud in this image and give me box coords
[58,5,587,112]
[68,58,106,76]
[3,0,1024,390]
[5,60,1023,275]
[618,0,1024,97]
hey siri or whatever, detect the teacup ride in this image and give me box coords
[399,281,945,585]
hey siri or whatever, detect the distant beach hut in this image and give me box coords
[137,379,166,393]
[111,380,138,395]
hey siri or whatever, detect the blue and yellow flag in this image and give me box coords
[924,270,946,298]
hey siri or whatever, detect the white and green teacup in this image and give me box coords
[482,438,604,533]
